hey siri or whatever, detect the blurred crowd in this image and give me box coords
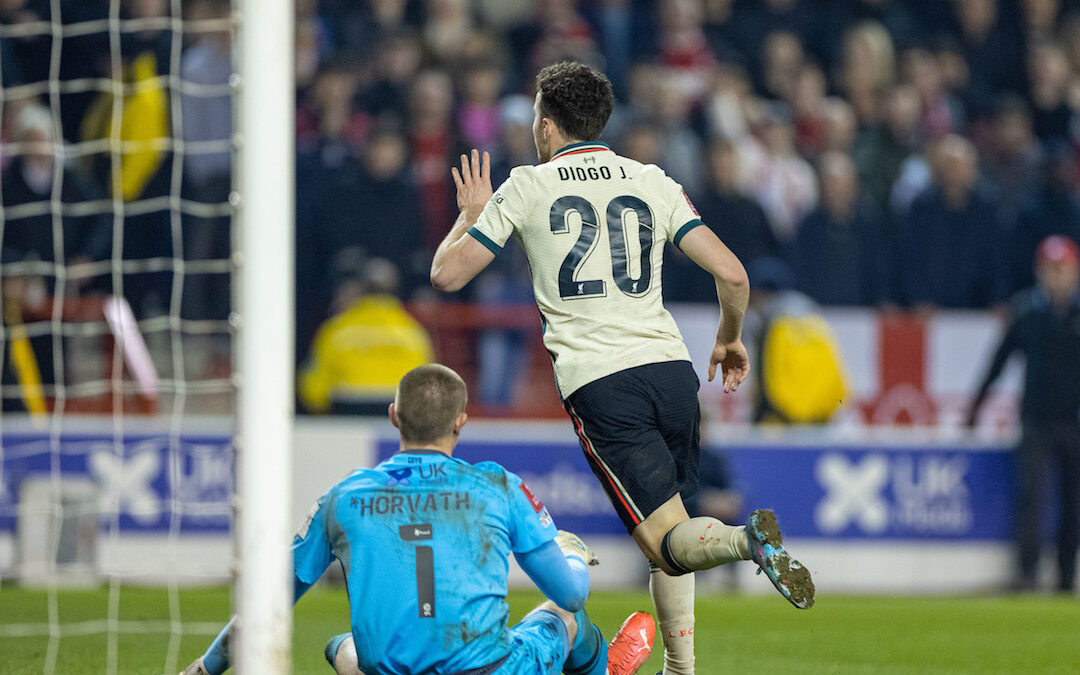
[286,0,1080,360]
[6,0,1080,409]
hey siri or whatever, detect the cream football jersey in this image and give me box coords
[468,142,705,397]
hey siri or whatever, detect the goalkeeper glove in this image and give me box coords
[180,658,210,675]
[555,530,599,566]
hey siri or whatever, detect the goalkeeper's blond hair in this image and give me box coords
[394,364,468,444]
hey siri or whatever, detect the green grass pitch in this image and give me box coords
[1,585,1079,674]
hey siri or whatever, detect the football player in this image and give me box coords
[431,62,815,675]
[182,364,654,675]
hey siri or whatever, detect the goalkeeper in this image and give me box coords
[182,364,654,675]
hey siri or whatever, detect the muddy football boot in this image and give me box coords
[746,509,815,609]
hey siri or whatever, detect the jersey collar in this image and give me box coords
[551,141,612,161]
[395,448,449,457]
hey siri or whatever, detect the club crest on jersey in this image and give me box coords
[682,189,700,216]
[519,481,545,513]
[386,468,413,486]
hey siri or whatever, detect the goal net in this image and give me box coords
[0,0,293,673]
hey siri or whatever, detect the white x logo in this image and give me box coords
[815,453,889,534]
[89,447,162,524]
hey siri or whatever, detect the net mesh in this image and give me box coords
[1,1,237,673]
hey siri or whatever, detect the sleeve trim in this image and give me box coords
[673,219,704,247]
[467,226,502,254]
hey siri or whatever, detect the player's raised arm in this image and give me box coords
[677,225,751,392]
[430,149,497,292]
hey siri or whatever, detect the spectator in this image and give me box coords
[760,30,804,103]
[840,20,896,125]
[704,60,755,143]
[730,0,814,77]
[2,105,110,291]
[407,69,462,253]
[299,256,434,415]
[967,236,1080,593]
[295,58,368,158]
[507,0,600,91]
[79,0,176,317]
[1,105,109,414]
[790,62,828,156]
[0,0,50,87]
[491,94,538,183]
[655,0,716,103]
[980,95,1043,235]
[1011,142,1080,293]
[423,0,474,64]
[457,58,505,152]
[653,77,705,196]
[361,28,424,119]
[1022,0,1062,44]
[180,0,233,323]
[899,135,1003,309]
[1027,40,1074,143]
[752,107,818,245]
[953,0,1027,120]
[791,151,884,306]
[666,136,777,303]
[853,83,922,216]
[585,0,638,99]
[820,97,858,155]
[294,0,334,92]
[901,46,963,140]
[320,125,425,294]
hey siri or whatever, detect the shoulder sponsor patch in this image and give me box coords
[682,189,700,216]
[519,481,545,513]
[538,508,553,528]
[296,501,319,540]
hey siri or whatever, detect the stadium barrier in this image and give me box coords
[2,415,1050,594]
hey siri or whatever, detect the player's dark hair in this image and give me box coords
[395,364,468,445]
[535,61,614,142]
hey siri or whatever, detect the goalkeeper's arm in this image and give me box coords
[515,532,596,612]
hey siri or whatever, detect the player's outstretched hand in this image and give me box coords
[451,148,492,221]
[555,530,599,566]
[708,339,750,393]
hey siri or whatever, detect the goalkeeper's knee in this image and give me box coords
[324,633,366,674]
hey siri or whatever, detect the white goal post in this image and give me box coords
[234,0,294,672]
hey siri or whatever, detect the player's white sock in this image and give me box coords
[649,563,695,675]
[660,517,749,573]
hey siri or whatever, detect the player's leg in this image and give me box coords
[633,494,747,675]
[506,601,654,675]
[1015,425,1049,589]
[323,633,368,675]
[565,364,708,675]
[1054,422,1080,591]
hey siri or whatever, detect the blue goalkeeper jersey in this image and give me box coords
[293,449,559,675]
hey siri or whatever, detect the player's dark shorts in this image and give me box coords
[564,360,701,533]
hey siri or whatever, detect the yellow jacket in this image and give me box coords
[299,295,434,413]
